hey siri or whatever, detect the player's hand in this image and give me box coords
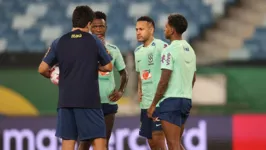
[109,90,123,102]
[138,91,143,102]
[147,105,156,119]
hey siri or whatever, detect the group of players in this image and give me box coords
[38,5,196,150]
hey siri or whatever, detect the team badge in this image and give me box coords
[148,53,154,65]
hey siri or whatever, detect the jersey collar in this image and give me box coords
[143,38,156,48]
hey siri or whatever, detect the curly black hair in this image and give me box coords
[168,14,188,34]
[94,11,107,22]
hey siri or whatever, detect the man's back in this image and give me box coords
[161,40,196,99]
[46,29,111,109]
[57,30,99,108]
[38,5,112,149]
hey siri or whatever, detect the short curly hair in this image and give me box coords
[94,11,107,22]
[168,14,188,34]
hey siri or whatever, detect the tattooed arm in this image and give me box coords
[118,69,129,93]
[151,69,172,107]
[109,49,128,102]
[109,69,128,102]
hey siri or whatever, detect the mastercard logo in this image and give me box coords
[141,70,152,80]
[0,86,39,116]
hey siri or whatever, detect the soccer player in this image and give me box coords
[134,16,168,150]
[38,6,112,150]
[78,11,128,150]
[147,14,197,150]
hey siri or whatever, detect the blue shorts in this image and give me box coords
[159,97,192,127]
[101,103,118,116]
[139,108,162,139]
[55,108,106,141]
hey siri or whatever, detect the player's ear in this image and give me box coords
[148,26,154,34]
[150,27,154,34]
[170,27,174,35]
[87,22,92,29]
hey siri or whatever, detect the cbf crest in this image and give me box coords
[148,53,154,65]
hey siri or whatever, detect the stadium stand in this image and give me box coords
[0,0,236,54]
[193,0,266,64]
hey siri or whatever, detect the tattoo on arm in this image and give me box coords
[118,69,129,93]
[152,69,172,106]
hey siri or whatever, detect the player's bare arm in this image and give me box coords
[137,74,143,102]
[192,72,196,88]
[152,69,172,106]
[147,69,172,118]
[38,61,51,78]
[99,62,113,72]
[118,69,129,93]
[109,69,129,101]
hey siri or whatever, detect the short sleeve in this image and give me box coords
[194,55,197,71]
[114,49,126,71]
[161,50,174,70]
[43,39,59,67]
[134,52,140,72]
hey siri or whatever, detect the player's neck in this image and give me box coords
[170,34,182,43]
[72,28,89,33]
[143,36,154,47]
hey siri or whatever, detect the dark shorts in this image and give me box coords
[159,97,192,127]
[55,108,106,141]
[101,103,118,116]
[139,108,162,139]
